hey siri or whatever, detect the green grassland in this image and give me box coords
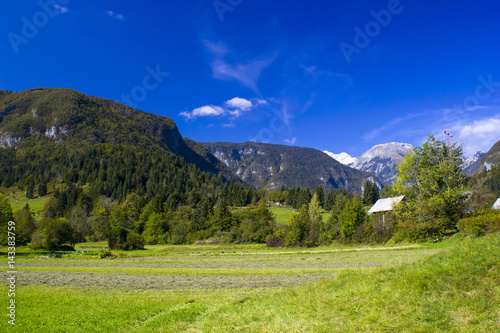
[269,206,331,226]
[1,233,499,332]
[1,186,53,215]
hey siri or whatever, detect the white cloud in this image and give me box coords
[179,97,265,121]
[456,117,500,154]
[105,10,125,20]
[283,137,297,145]
[179,105,224,120]
[226,97,252,111]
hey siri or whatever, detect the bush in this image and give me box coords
[97,247,113,259]
[30,218,74,250]
[266,229,285,247]
[126,231,144,250]
[108,226,144,250]
[457,210,500,236]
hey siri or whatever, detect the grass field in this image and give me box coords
[1,187,52,215]
[1,233,499,332]
[269,206,331,226]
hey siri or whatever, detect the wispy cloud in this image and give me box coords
[105,10,125,21]
[283,137,297,145]
[362,111,434,141]
[55,5,69,14]
[180,97,266,121]
[203,40,277,94]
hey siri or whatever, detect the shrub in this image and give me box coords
[108,226,144,250]
[97,247,113,259]
[266,229,285,247]
[30,218,74,250]
[457,210,500,236]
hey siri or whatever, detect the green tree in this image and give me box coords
[394,135,470,240]
[362,180,379,206]
[308,193,323,246]
[285,205,311,246]
[380,184,398,198]
[25,175,35,199]
[13,204,37,245]
[142,212,168,245]
[340,198,366,241]
[30,218,74,250]
[0,193,14,245]
[38,180,48,197]
[313,185,325,208]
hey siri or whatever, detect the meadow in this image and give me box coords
[1,233,499,332]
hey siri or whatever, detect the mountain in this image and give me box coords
[476,140,500,173]
[202,141,379,193]
[323,151,356,165]
[0,88,237,185]
[324,142,413,185]
[350,142,413,185]
[461,151,485,175]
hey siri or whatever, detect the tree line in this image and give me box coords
[1,136,499,250]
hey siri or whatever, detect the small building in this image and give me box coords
[493,198,500,210]
[368,196,406,215]
[368,195,405,226]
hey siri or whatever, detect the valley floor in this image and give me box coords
[1,234,499,332]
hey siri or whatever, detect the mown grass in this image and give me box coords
[2,233,498,332]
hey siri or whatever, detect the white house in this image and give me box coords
[493,198,500,210]
[368,196,406,215]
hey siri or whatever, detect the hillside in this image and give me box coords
[462,150,485,175]
[202,141,379,193]
[476,140,500,173]
[0,88,236,183]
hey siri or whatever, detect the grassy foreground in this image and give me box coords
[2,233,499,332]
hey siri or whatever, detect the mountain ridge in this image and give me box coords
[202,141,380,193]
[0,88,238,183]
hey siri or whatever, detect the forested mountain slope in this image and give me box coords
[203,141,379,193]
[0,88,238,191]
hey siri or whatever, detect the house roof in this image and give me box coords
[493,198,500,210]
[368,196,405,215]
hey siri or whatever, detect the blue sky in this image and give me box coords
[1,0,500,156]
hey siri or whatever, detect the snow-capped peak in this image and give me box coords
[461,150,485,175]
[323,151,356,165]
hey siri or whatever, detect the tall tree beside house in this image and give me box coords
[362,180,379,206]
[394,135,470,240]
[339,197,366,241]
